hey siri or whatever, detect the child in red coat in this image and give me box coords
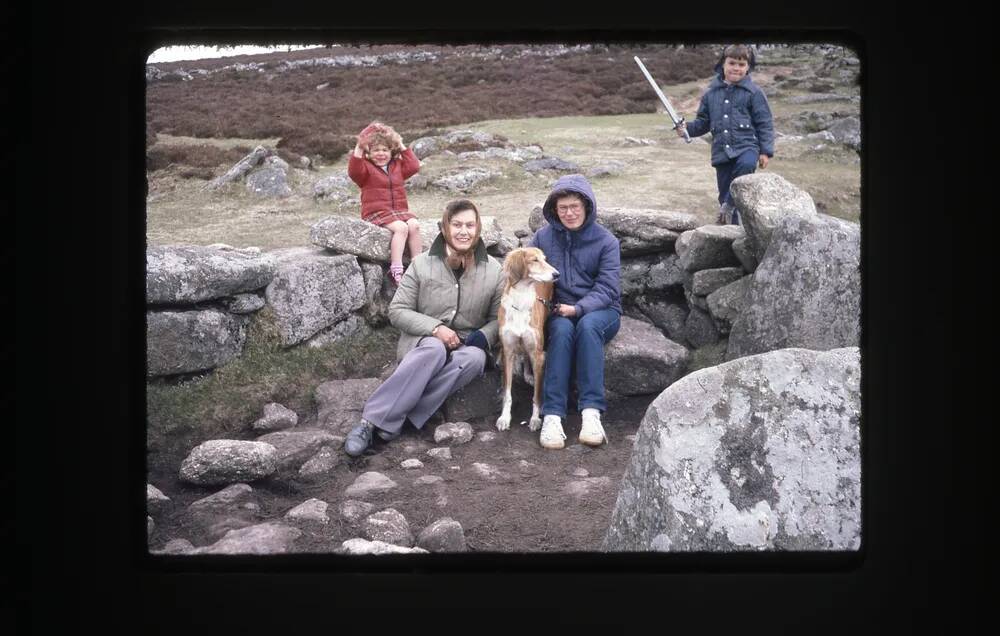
[348,121,422,284]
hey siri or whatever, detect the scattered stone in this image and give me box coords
[344,471,399,498]
[154,539,196,555]
[255,429,342,472]
[416,518,468,552]
[339,500,377,524]
[572,468,590,478]
[361,508,414,547]
[298,445,343,481]
[206,145,271,190]
[245,155,292,198]
[179,440,278,486]
[147,484,171,515]
[434,422,474,445]
[427,447,453,461]
[476,431,497,443]
[415,475,445,486]
[523,157,580,173]
[194,522,302,555]
[339,539,429,555]
[251,402,299,433]
[285,498,330,524]
[401,459,424,470]
[431,168,500,192]
[565,477,613,497]
[471,462,508,482]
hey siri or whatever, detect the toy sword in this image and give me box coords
[634,56,691,143]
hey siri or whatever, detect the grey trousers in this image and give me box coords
[362,337,486,435]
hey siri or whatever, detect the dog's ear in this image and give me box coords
[504,250,526,284]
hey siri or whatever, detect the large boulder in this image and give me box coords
[632,295,690,346]
[620,254,685,298]
[265,249,366,346]
[825,116,861,151]
[313,173,356,202]
[604,316,690,396]
[603,347,861,552]
[179,440,279,486]
[525,207,698,256]
[597,208,700,256]
[707,276,751,335]
[727,214,860,360]
[245,155,292,198]
[146,244,277,305]
[310,216,399,262]
[729,172,818,262]
[314,378,381,436]
[677,225,744,272]
[146,309,247,377]
[431,167,500,192]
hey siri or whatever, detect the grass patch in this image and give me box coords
[146,308,398,459]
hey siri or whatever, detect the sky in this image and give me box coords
[146,44,326,64]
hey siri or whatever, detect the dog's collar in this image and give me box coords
[536,297,556,312]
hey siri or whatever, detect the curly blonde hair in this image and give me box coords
[359,121,403,156]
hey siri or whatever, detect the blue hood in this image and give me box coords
[542,174,599,232]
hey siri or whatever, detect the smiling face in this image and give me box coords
[368,143,392,167]
[723,56,749,83]
[446,208,479,253]
[555,194,587,230]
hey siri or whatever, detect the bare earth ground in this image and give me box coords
[148,385,655,553]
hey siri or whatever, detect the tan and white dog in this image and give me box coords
[495,247,559,432]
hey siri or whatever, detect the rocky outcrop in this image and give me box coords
[604,316,690,396]
[264,249,366,346]
[179,440,279,486]
[727,214,860,360]
[604,347,861,552]
[729,172,818,263]
[146,309,248,376]
[146,244,277,305]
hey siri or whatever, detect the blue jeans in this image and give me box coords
[715,149,759,224]
[541,308,621,418]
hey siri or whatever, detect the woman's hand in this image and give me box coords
[434,324,461,349]
[554,303,577,317]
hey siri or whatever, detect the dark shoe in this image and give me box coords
[376,428,400,441]
[344,421,375,457]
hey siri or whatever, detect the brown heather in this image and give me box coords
[146,43,717,162]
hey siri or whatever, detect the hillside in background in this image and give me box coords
[146,43,719,161]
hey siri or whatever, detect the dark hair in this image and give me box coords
[550,189,591,216]
[443,198,480,222]
[722,44,754,64]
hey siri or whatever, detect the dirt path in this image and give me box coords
[147,390,656,552]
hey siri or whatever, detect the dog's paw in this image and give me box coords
[495,414,511,431]
[528,416,542,431]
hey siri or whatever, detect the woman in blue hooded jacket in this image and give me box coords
[677,44,775,224]
[529,174,622,450]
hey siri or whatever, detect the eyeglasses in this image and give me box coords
[556,203,584,213]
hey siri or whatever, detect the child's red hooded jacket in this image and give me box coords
[348,149,421,222]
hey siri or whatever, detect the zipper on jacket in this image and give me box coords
[449,264,462,328]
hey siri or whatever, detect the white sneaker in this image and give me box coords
[579,408,608,446]
[540,415,566,450]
